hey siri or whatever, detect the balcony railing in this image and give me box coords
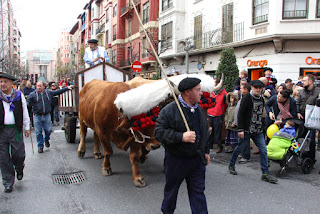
[253,14,268,25]
[121,0,141,16]
[175,22,244,53]
[283,10,307,19]
[96,23,105,35]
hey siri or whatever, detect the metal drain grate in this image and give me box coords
[52,171,86,184]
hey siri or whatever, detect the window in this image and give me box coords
[222,3,233,43]
[91,7,95,20]
[142,37,148,58]
[161,21,173,50]
[162,0,173,11]
[112,49,117,65]
[106,8,109,23]
[283,0,307,19]
[113,4,117,17]
[143,2,150,24]
[105,30,109,44]
[317,0,320,18]
[127,20,131,37]
[253,0,269,24]
[194,15,202,49]
[113,24,117,41]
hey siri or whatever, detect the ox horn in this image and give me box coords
[213,73,224,92]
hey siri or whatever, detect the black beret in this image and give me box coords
[178,77,201,92]
[88,39,98,44]
[0,73,16,81]
[264,67,273,73]
[250,80,265,88]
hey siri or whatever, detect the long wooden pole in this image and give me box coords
[130,0,190,131]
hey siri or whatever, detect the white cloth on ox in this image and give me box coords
[114,74,216,118]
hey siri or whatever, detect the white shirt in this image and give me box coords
[3,94,30,130]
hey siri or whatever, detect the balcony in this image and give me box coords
[253,14,268,25]
[283,10,307,19]
[120,0,141,17]
[96,23,105,35]
[175,22,244,53]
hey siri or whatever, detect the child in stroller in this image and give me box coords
[267,119,313,176]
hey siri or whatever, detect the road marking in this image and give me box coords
[53,130,65,133]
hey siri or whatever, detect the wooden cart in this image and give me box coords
[59,62,131,143]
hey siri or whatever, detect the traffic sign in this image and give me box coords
[132,61,143,73]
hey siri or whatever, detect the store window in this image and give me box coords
[283,0,308,19]
[300,68,320,86]
[253,0,269,24]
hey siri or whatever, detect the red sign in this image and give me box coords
[132,61,143,73]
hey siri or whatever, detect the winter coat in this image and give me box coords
[224,92,239,131]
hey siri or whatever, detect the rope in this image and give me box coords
[130,127,150,144]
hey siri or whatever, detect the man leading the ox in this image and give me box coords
[228,80,278,184]
[155,77,210,214]
[0,73,30,193]
[83,39,110,68]
[27,81,73,153]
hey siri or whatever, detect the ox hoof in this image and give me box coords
[93,152,102,159]
[133,178,146,188]
[102,169,112,176]
[78,151,85,158]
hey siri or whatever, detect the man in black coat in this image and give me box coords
[154,77,210,214]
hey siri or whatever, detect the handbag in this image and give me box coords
[305,104,320,130]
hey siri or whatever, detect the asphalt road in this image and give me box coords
[1,123,320,214]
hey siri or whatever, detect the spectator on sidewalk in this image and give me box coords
[228,80,278,184]
[296,74,320,164]
[27,81,73,153]
[207,78,227,153]
[0,73,30,193]
[50,83,59,126]
[234,82,251,163]
[224,92,239,153]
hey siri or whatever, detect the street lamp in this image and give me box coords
[178,41,195,74]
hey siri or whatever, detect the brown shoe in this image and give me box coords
[254,150,260,154]
[216,148,222,153]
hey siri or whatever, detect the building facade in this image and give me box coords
[159,0,320,84]
[0,0,21,76]
[25,50,57,83]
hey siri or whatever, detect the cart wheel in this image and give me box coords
[301,158,313,174]
[64,114,76,144]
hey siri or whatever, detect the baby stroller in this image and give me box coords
[267,119,314,177]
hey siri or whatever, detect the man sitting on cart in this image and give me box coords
[83,39,110,68]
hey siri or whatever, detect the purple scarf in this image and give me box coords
[0,88,22,111]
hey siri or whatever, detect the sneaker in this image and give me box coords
[45,141,50,148]
[261,174,278,184]
[229,165,237,175]
[239,158,251,164]
[38,148,43,153]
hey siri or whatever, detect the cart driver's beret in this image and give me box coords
[178,77,201,92]
[0,73,16,81]
[250,80,265,88]
[88,39,98,44]
[263,67,273,73]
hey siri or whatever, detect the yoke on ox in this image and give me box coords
[78,73,220,187]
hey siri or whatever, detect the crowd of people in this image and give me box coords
[0,74,73,193]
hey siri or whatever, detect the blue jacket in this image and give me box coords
[23,87,35,96]
[279,126,296,138]
[27,88,69,115]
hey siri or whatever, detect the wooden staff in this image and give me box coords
[130,0,190,131]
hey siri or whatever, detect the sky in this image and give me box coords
[11,0,89,52]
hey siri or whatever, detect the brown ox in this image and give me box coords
[77,79,160,187]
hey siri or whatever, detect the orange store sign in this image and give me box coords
[247,60,268,67]
[305,56,320,65]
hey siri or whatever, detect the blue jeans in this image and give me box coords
[230,133,269,174]
[33,114,52,148]
[53,105,59,123]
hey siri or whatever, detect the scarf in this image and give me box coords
[278,97,292,120]
[0,88,21,111]
[178,94,198,113]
